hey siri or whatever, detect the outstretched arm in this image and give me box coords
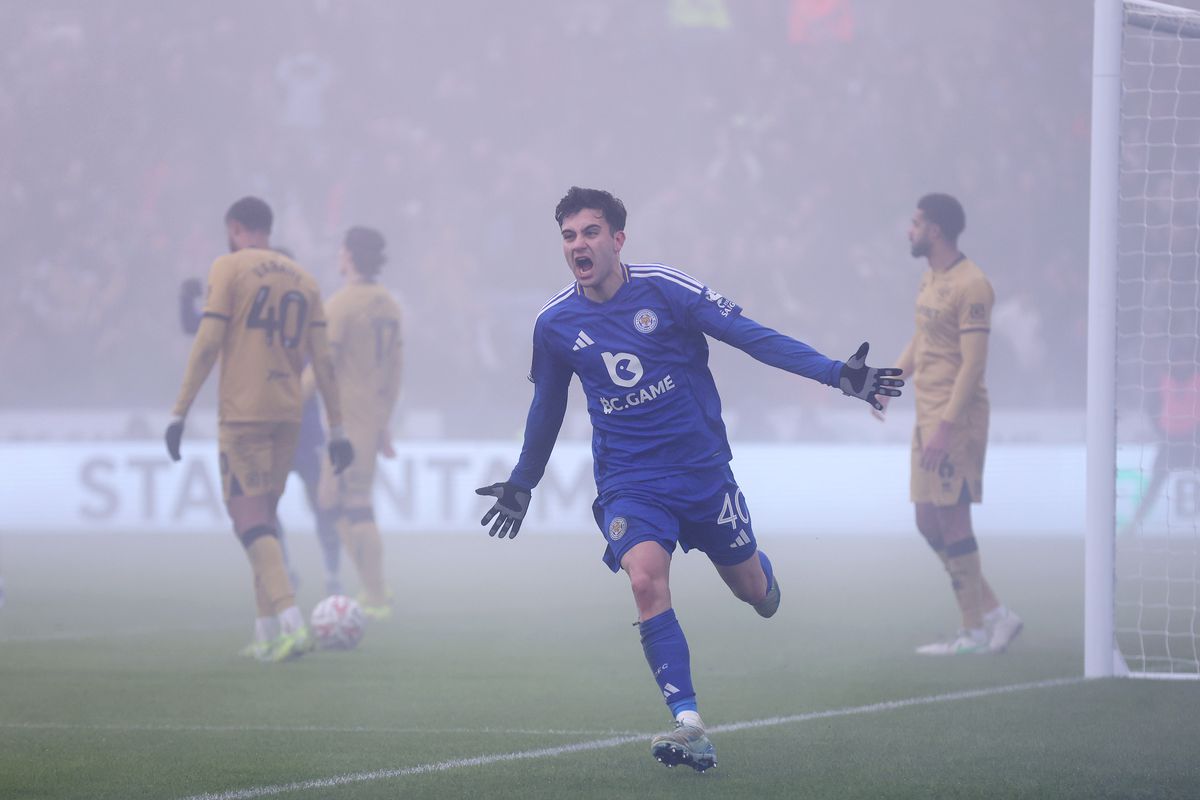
[508,367,571,489]
[476,333,573,539]
[715,314,902,409]
[715,313,844,385]
[475,378,569,539]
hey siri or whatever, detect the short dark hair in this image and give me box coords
[917,193,966,243]
[344,226,387,277]
[225,196,273,233]
[554,186,627,232]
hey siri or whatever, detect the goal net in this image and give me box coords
[1112,0,1200,678]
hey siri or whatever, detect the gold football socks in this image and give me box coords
[242,525,295,615]
[338,509,388,608]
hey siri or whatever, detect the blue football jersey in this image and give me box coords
[509,263,843,494]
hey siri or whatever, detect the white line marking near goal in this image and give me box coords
[705,676,1083,735]
[1122,671,1200,682]
[177,676,1084,800]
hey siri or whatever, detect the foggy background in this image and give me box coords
[3,11,1200,791]
[0,0,1191,443]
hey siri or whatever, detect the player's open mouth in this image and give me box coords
[574,256,593,272]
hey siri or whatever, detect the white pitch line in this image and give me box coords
[704,675,1083,735]
[178,676,1085,800]
[0,721,639,737]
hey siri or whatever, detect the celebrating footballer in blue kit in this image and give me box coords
[476,186,902,773]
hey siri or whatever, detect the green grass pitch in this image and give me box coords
[1,531,1197,799]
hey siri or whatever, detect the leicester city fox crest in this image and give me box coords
[634,309,659,334]
[609,516,628,540]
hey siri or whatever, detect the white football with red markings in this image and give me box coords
[310,594,366,650]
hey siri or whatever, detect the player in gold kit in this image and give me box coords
[166,197,354,662]
[875,194,1022,655]
[306,227,403,620]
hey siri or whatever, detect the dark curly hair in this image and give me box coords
[917,193,966,243]
[225,196,273,233]
[554,186,627,232]
[344,226,387,277]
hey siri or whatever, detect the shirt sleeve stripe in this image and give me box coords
[959,326,990,333]
[201,312,230,321]
[630,269,703,294]
[628,263,704,290]
[535,283,577,320]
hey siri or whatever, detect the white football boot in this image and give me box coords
[985,607,1024,653]
[915,628,989,656]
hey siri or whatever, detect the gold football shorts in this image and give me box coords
[910,409,988,506]
[218,421,300,502]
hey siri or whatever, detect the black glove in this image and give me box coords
[838,342,903,412]
[328,437,355,475]
[165,417,185,462]
[475,482,531,539]
[180,278,203,300]
[179,278,203,335]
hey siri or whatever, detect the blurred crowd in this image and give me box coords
[0,1,1108,438]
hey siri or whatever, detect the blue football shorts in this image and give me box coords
[591,464,758,573]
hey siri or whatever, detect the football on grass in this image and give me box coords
[310,594,366,650]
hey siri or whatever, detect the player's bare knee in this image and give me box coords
[627,569,662,600]
[935,503,973,544]
[227,496,273,535]
[915,502,940,540]
[626,569,669,614]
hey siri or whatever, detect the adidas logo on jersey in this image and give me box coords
[729,530,751,548]
[572,330,595,351]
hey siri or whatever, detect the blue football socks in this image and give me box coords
[639,608,697,717]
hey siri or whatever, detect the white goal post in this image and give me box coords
[1088,0,1200,679]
